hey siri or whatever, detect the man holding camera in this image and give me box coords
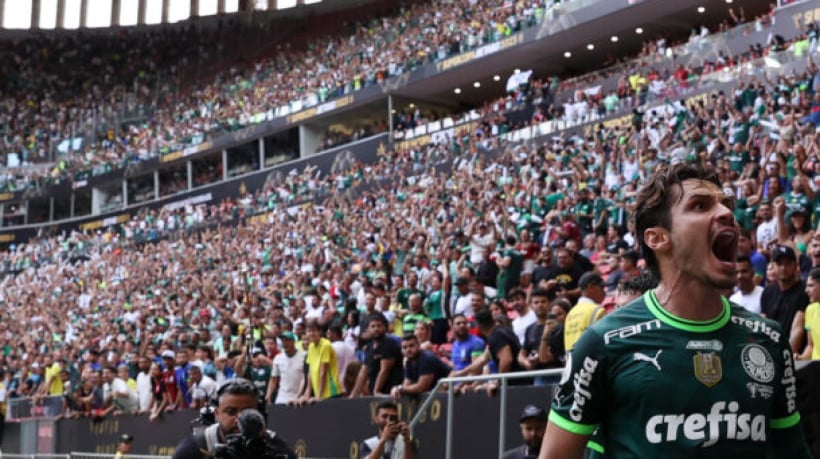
[360,400,415,459]
[171,378,296,459]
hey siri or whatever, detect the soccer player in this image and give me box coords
[539,163,812,458]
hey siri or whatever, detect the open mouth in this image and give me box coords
[711,230,738,264]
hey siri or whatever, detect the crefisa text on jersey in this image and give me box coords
[730,316,781,342]
[569,357,599,422]
[645,401,766,447]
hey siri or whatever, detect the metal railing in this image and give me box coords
[408,368,564,459]
[0,455,69,459]
[69,454,170,459]
[5,396,64,421]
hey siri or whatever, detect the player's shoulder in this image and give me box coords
[726,301,786,345]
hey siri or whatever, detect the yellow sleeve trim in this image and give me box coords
[770,412,801,429]
[548,410,598,435]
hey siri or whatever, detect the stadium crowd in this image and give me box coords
[0,0,818,428]
[1,0,572,194]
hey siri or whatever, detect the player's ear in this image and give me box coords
[643,228,670,252]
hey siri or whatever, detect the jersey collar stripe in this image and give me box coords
[586,440,605,453]
[644,290,730,333]
[770,412,802,429]
[548,410,598,435]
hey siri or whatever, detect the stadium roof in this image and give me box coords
[1,0,330,30]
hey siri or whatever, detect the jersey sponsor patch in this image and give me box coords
[693,352,723,388]
[730,316,781,342]
[603,319,661,344]
[740,344,775,383]
[645,401,766,446]
[569,356,599,422]
[746,382,774,400]
[781,349,797,414]
[685,340,724,352]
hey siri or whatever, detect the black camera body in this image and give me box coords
[215,430,286,459]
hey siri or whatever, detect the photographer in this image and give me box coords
[360,401,415,459]
[171,378,296,459]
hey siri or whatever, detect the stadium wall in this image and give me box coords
[3,361,818,456]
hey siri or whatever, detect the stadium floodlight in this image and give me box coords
[564,51,571,58]
[635,27,644,34]
[493,75,501,81]
[611,36,619,43]
[454,88,462,94]
[587,43,594,51]
[473,82,481,88]
[697,6,705,13]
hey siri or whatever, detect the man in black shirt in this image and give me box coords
[351,314,403,397]
[390,334,451,399]
[478,309,531,386]
[761,245,808,353]
[518,289,562,379]
[550,247,586,302]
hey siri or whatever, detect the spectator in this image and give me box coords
[613,272,658,309]
[457,309,531,389]
[796,267,820,361]
[729,255,764,314]
[761,245,808,353]
[187,365,218,409]
[328,325,355,384]
[518,289,561,382]
[299,320,342,402]
[509,287,535,345]
[390,334,451,400]
[135,356,153,414]
[502,405,548,459]
[100,366,137,416]
[351,314,403,398]
[115,433,134,459]
[360,400,415,459]
[563,272,607,352]
[267,331,306,405]
[449,314,486,375]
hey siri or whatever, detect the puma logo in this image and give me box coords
[634,350,663,371]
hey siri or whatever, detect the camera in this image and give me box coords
[388,414,399,423]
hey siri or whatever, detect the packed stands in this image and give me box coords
[0,4,818,456]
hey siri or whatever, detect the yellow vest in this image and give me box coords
[564,300,605,352]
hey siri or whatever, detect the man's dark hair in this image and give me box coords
[474,309,494,329]
[507,286,526,300]
[735,254,752,266]
[401,333,418,342]
[376,400,398,413]
[809,267,820,282]
[452,313,468,322]
[105,366,117,374]
[216,377,259,405]
[305,320,322,331]
[328,325,343,338]
[367,313,388,326]
[619,271,659,295]
[531,288,550,300]
[633,162,721,277]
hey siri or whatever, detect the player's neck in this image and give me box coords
[653,281,724,322]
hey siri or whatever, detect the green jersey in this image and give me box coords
[248,364,271,396]
[551,290,810,459]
